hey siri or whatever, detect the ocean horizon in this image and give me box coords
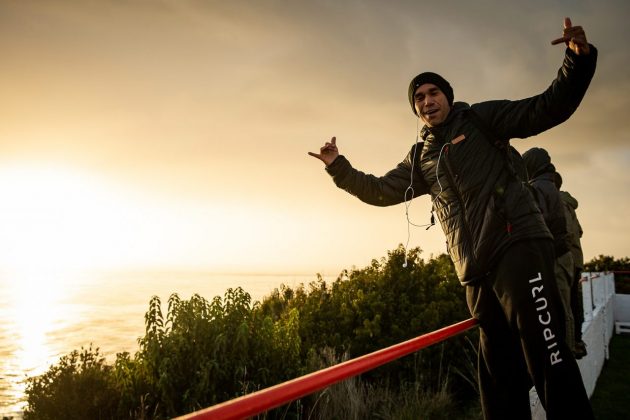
[0,269,334,417]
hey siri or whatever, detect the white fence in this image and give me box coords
[531,272,620,419]
[615,293,630,333]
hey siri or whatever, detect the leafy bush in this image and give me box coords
[24,345,118,420]
[584,255,630,294]
[260,246,475,393]
[24,246,479,419]
[583,255,630,272]
[125,288,302,418]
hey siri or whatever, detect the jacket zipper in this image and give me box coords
[441,144,476,258]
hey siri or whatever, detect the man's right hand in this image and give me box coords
[308,136,339,166]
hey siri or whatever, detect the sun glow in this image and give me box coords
[0,159,334,281]
[0,162,279,276]
[0,162,196,274]
[0,163,125,272]
[0,163,141,411]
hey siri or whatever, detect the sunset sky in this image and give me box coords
[1,0,628,276]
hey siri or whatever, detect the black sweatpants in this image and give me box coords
[466,239,594,420]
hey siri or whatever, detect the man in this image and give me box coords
[309,18,596,420]
[555,170,588,359]
[523,147,576,356]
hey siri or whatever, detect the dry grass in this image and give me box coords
[304,347,482,420]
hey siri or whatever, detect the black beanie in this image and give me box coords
[408,72,454,116]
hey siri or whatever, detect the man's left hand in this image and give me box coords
[551,17,590,55]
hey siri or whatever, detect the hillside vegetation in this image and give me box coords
[37,247,630,418]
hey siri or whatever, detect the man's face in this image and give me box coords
[413,83,451,127]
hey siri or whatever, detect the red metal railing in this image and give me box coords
[175,318,478,420]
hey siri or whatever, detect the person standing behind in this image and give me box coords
[523,148,576,354]
[555,170,588,358]
[310,17,596,420]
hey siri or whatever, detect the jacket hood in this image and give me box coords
[522,147,556,179]
[560,190,579,209]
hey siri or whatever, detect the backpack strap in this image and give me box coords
[465,108,524,234]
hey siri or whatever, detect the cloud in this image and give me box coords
[1,0,629,270]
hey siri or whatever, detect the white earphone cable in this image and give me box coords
[402,124,448,268]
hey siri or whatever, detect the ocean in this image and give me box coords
[0,269,328,418]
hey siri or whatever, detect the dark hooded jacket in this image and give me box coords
[325,47,597,285]
[560,190,584,270]
[523,147,571,257]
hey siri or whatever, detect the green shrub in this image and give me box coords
[24,246,480,419]
[24,345,118,420]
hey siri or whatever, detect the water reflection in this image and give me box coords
[1,269,77,416]
[0,269,317,417]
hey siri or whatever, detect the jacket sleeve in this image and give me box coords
[325,144,430,207]
[530,179,553,222]
[472,45,597,141]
